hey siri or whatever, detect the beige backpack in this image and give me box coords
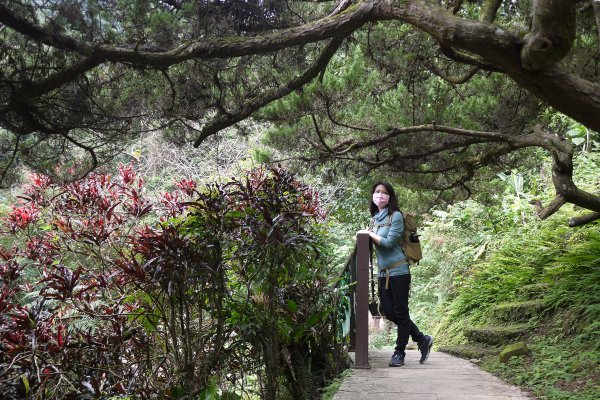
[371,211,423,265]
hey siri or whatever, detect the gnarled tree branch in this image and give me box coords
[520,0,576,71]
[530,195,567,219]
[0,1,375,66]
[569,212,600,227]
[193,35,346,146]
[378,1,600,133]
[312,122,600,225]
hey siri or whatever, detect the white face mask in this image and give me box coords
[372,192,389,208]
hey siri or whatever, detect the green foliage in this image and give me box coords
[446,221,564,321]
[410,199,498,332]
[542,110,600,152]
[320,369,351,400]
[544,229,600,347]
[0,165,346,399]
[485,323,600,400]
[369,323,396,350]
[409,150,600,398]
[259,20,547,207]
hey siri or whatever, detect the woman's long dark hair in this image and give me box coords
[370,181,400,216]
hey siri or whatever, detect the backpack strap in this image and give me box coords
[372,214,393,233]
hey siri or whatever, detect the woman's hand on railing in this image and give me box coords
[357,228,381,245]
[354,228,371,242]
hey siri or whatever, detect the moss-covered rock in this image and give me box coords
[488,300,545,323]
[498,341,530,363]
[517,283,549,300]
[438,344,494,360]
[465,324,530,345]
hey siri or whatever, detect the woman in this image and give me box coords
[358,181,433,367]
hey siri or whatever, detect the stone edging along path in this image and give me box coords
[332,350,531,400]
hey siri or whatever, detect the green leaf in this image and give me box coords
[198,376,218,400]
[21,374,30,395]
[566,128,583,137]
[287,299,299,313]
[170,385,185,398]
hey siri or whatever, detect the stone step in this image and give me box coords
[438,344,494,360]
[488,299,545,323]
[465,324,531,346]
[517,283,549,299]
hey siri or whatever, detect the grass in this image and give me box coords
[431,219,600,399]
[482,316,600,399]
[410,179,600,399]
[320,369,352,400]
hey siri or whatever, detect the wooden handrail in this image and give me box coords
[336,232,370,368]
[354,232,370,368]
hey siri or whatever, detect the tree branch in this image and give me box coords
[0,4,90,53]
[424,63,479,84]
[331,123,510,154]
[0,1,375,66]
[321,93,370,131]
[319,121,600,224]
[569,212,600,227]
[379,1,600,133]
[193,36,346,146]
[530,195,567,220]
[480,0,503,23]
[59,132,99,175]
[520,0,576,71]
[311,113,334,153]
[437,44,505,73]
[14,56,102,101]
[486,126,600,222]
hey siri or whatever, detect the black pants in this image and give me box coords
[378,274,425,355]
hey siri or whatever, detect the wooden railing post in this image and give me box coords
[354,232,370,368]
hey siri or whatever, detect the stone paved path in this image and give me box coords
[333,350,532,400]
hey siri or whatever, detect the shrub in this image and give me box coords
[0,165,345,399]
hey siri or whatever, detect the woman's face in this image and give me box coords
[372,184,390,210]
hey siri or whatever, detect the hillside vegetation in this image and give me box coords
[407,153,600,399]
